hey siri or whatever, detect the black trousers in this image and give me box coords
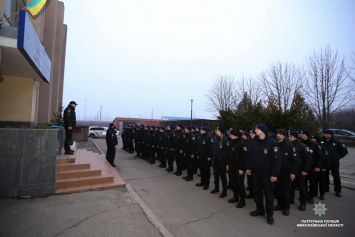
[64,128,73,152]
[158,148,166,166]
[229,169,246,198]
[252,172,274,216]
[176,152,184,173]
[247,174,254,195]
[199,158,211,185]
[276,170,292,210]
[291,173,307,205]
[325,159,341,193]
[186,153,195,178]
[142,143,149,160]
[106,144,116,165]
[149,147,156,163]
[135,141,141,157]
[315,171,326,196]
[213,158,227,191]
[166,149,174,170]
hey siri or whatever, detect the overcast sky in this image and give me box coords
[60,0,355,122]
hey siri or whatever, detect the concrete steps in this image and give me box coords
[55,148,125,194]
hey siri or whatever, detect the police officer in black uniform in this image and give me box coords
[182,126,197,181]
[299,129,324,204]
[274,129,299,216]
[226,129,247,208]
[148,126,157,164]
[246,124,281,225]
[196,126,213,190]
[164,125,175,172]
[173,124,184,176]
[288,130,312,211]
[157,127,166,168]
[210,127,229,198]
[246,129,256,199]
[63,101,77,155]
[311,135,330,200]
[322,129,348,197]
[105,126,118,167]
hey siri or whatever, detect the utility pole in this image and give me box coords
[190,99,193,126]
[100,105,102,124]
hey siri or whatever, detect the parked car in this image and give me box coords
[323,129,355,141]
[88,126,108,138]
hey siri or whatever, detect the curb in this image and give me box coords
[90,138,104,155]
[329,177,355,190]
[126,184,174,237]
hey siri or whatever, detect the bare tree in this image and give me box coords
[235,76,262,105]
[350,51,355,84]
[206,76,238,115]
[259,62,304,111]
[305,45,352,130]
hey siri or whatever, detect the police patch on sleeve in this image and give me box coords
[243,147,247,151]
[193,137,195,140]
[273,147,278,153]
[342,144,346,148]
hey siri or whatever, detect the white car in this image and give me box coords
[88,126,108,138]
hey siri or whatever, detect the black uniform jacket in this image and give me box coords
[301,139,324,168]
[106,128,118,147]
[321,138,348,161]
[291,139,312,174]
[196,133,213,159]
[227,138,247,171]
[278,139,299,174]
[63,105,76,128]
[183,132,197,154]
[246,136,281,177]
[212,135,228,159]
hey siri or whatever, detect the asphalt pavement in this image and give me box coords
[1,139,355,237]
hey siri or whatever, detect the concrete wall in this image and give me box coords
[0,128,57,197]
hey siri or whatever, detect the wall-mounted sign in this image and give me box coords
[17,10,51,83]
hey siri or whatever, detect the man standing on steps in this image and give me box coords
[63,101,77,155]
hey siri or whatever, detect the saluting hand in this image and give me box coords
[270,176,277,182]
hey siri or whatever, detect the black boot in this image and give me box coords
[210,188,219,194]
[236,198,245,208]
[228,196,239,203]
[219,190,227,198]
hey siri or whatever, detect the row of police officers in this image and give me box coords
[119,123,348,225]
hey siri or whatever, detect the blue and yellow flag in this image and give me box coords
[27,0,47,16]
